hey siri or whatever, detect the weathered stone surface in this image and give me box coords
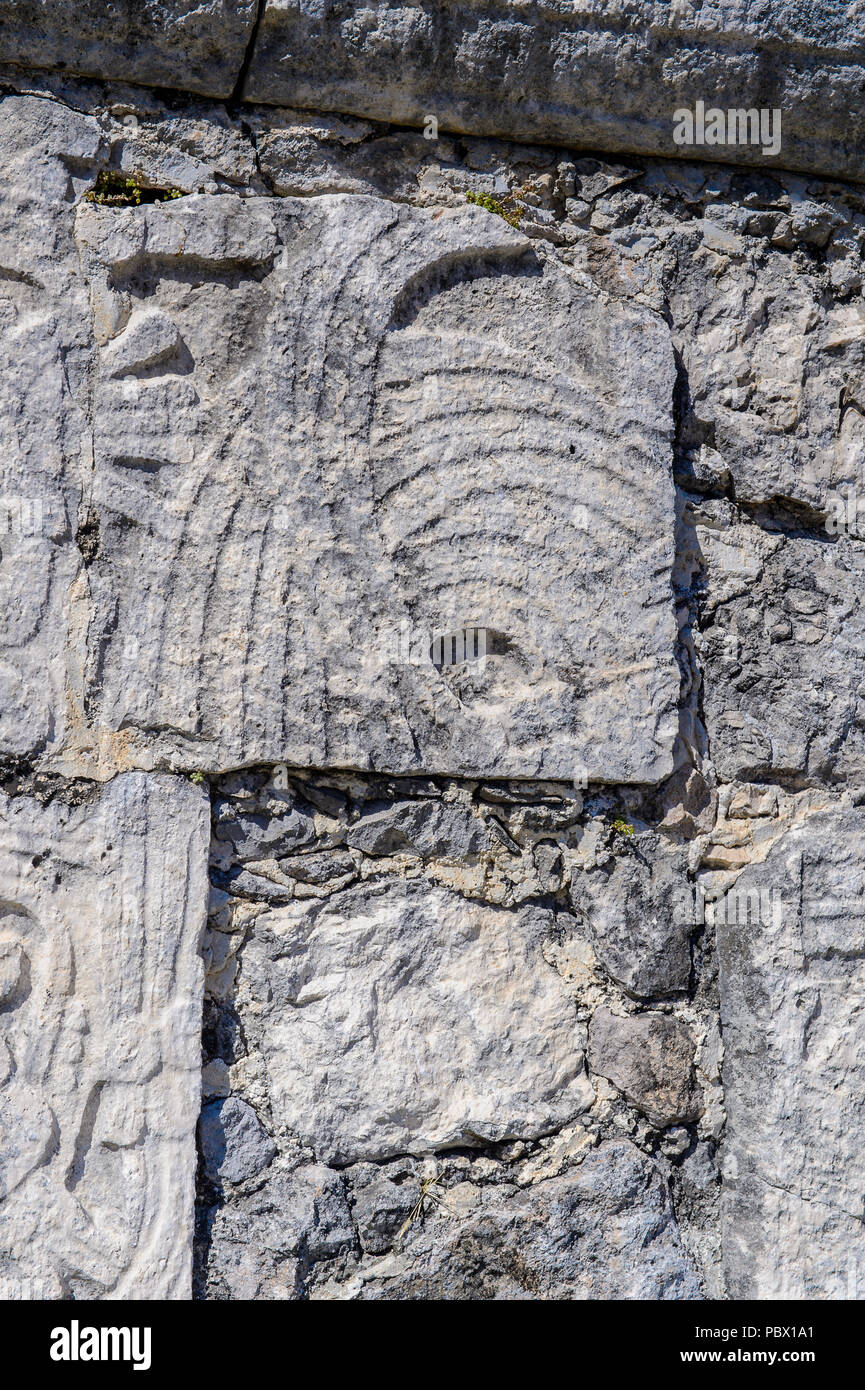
[588,1008,702,1128]
[71,189,678,782]
[236,880,593,1164]
[243,1,865,181]
[199,1097,277,1186]
[213,798,317,861]
[200,1142,702,1300]
[350,1165,418,1256]
[571,834,694,997]
[315,1143,702,1301]
[667,198,865,513]
[693,504,865,782]
[3,5,864,180]
[0,2,258,97]
[345,798,489,858]
[201,1163,356,1299]
[228,120,865,515]
[0,95,103,761]
[718,807,865,1299]
[0,772,208,1300]
[4,48,865,1307]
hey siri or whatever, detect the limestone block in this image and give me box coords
[315,1143,703,1301]
[0,1,258,97]
[243,2,865,181]
[697,518,865,782]
[0,773,209,1300]
[718,808,865,1299]
[0,96,103,760]
[75,191,679,781]
[235,880,594,1164]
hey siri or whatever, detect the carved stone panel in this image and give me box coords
[0,773,208,1300]
[75,192,679,782]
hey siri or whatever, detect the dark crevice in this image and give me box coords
[229,0,268,109]
[74,507,100,567]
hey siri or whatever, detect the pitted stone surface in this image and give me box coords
[0,95,103,762]
[234,879,593,1164]
[242,1,865,180]
[718,807,865,1299]
[0,2,258,97]
[589,1008,702,1128]
[201,1141,702,1301]
[3,4,864,179]
[693,507,865,783]
[3,40,865,1305]
[73,192,678,782]
[0,772,208,1300]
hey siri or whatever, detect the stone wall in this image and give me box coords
[1,3,864,1301]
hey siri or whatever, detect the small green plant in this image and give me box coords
[465,189,523,228]
[395,1173,448,1250]
[84,171,184,207]
[189,770,206,786]
[610,817,634,837]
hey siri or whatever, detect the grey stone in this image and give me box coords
[0,1,258,97]
[315,1143,702,1301]
[279,850,356,885]
[213,805,316,861]
[69,190,678,784]
[202,1163,356,1299]
[588,1007,702,1128]
[243,2,865,181]
[236,880,593,1165]
[350,1168,418,1256]
[668,210,865,513]
[199,1097,277,1186]
[696,515,865,782]
[0,95,103,762]
[717,808,865,1299]
[346,799,488,858]
[212,867,294,904]
[0,772,209,1300]
[4,37,865,1308]
[571,834,694,997]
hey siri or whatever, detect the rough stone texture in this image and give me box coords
[3,34,865,1303]
[201,1164,356,1299]
[197,770,720,1300]
[718,808,865,1300]
[236,880,594,1164]
[200,1140,703,1300]
[313,1143,703,1301]
[199,1097,277,1186]
[570,834,694,998]
[0,772,208,1299]
[345,798,490,857]
[693,505,865,784]
[588,1008,702,1128]
[244,2,865,179]
[0,2,258,97]
[0,94,102,762]
[4,5,863,179]
[71,190,678,783]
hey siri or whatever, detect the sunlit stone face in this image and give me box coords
[77,193,679,782]
[0,774,207,1300]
